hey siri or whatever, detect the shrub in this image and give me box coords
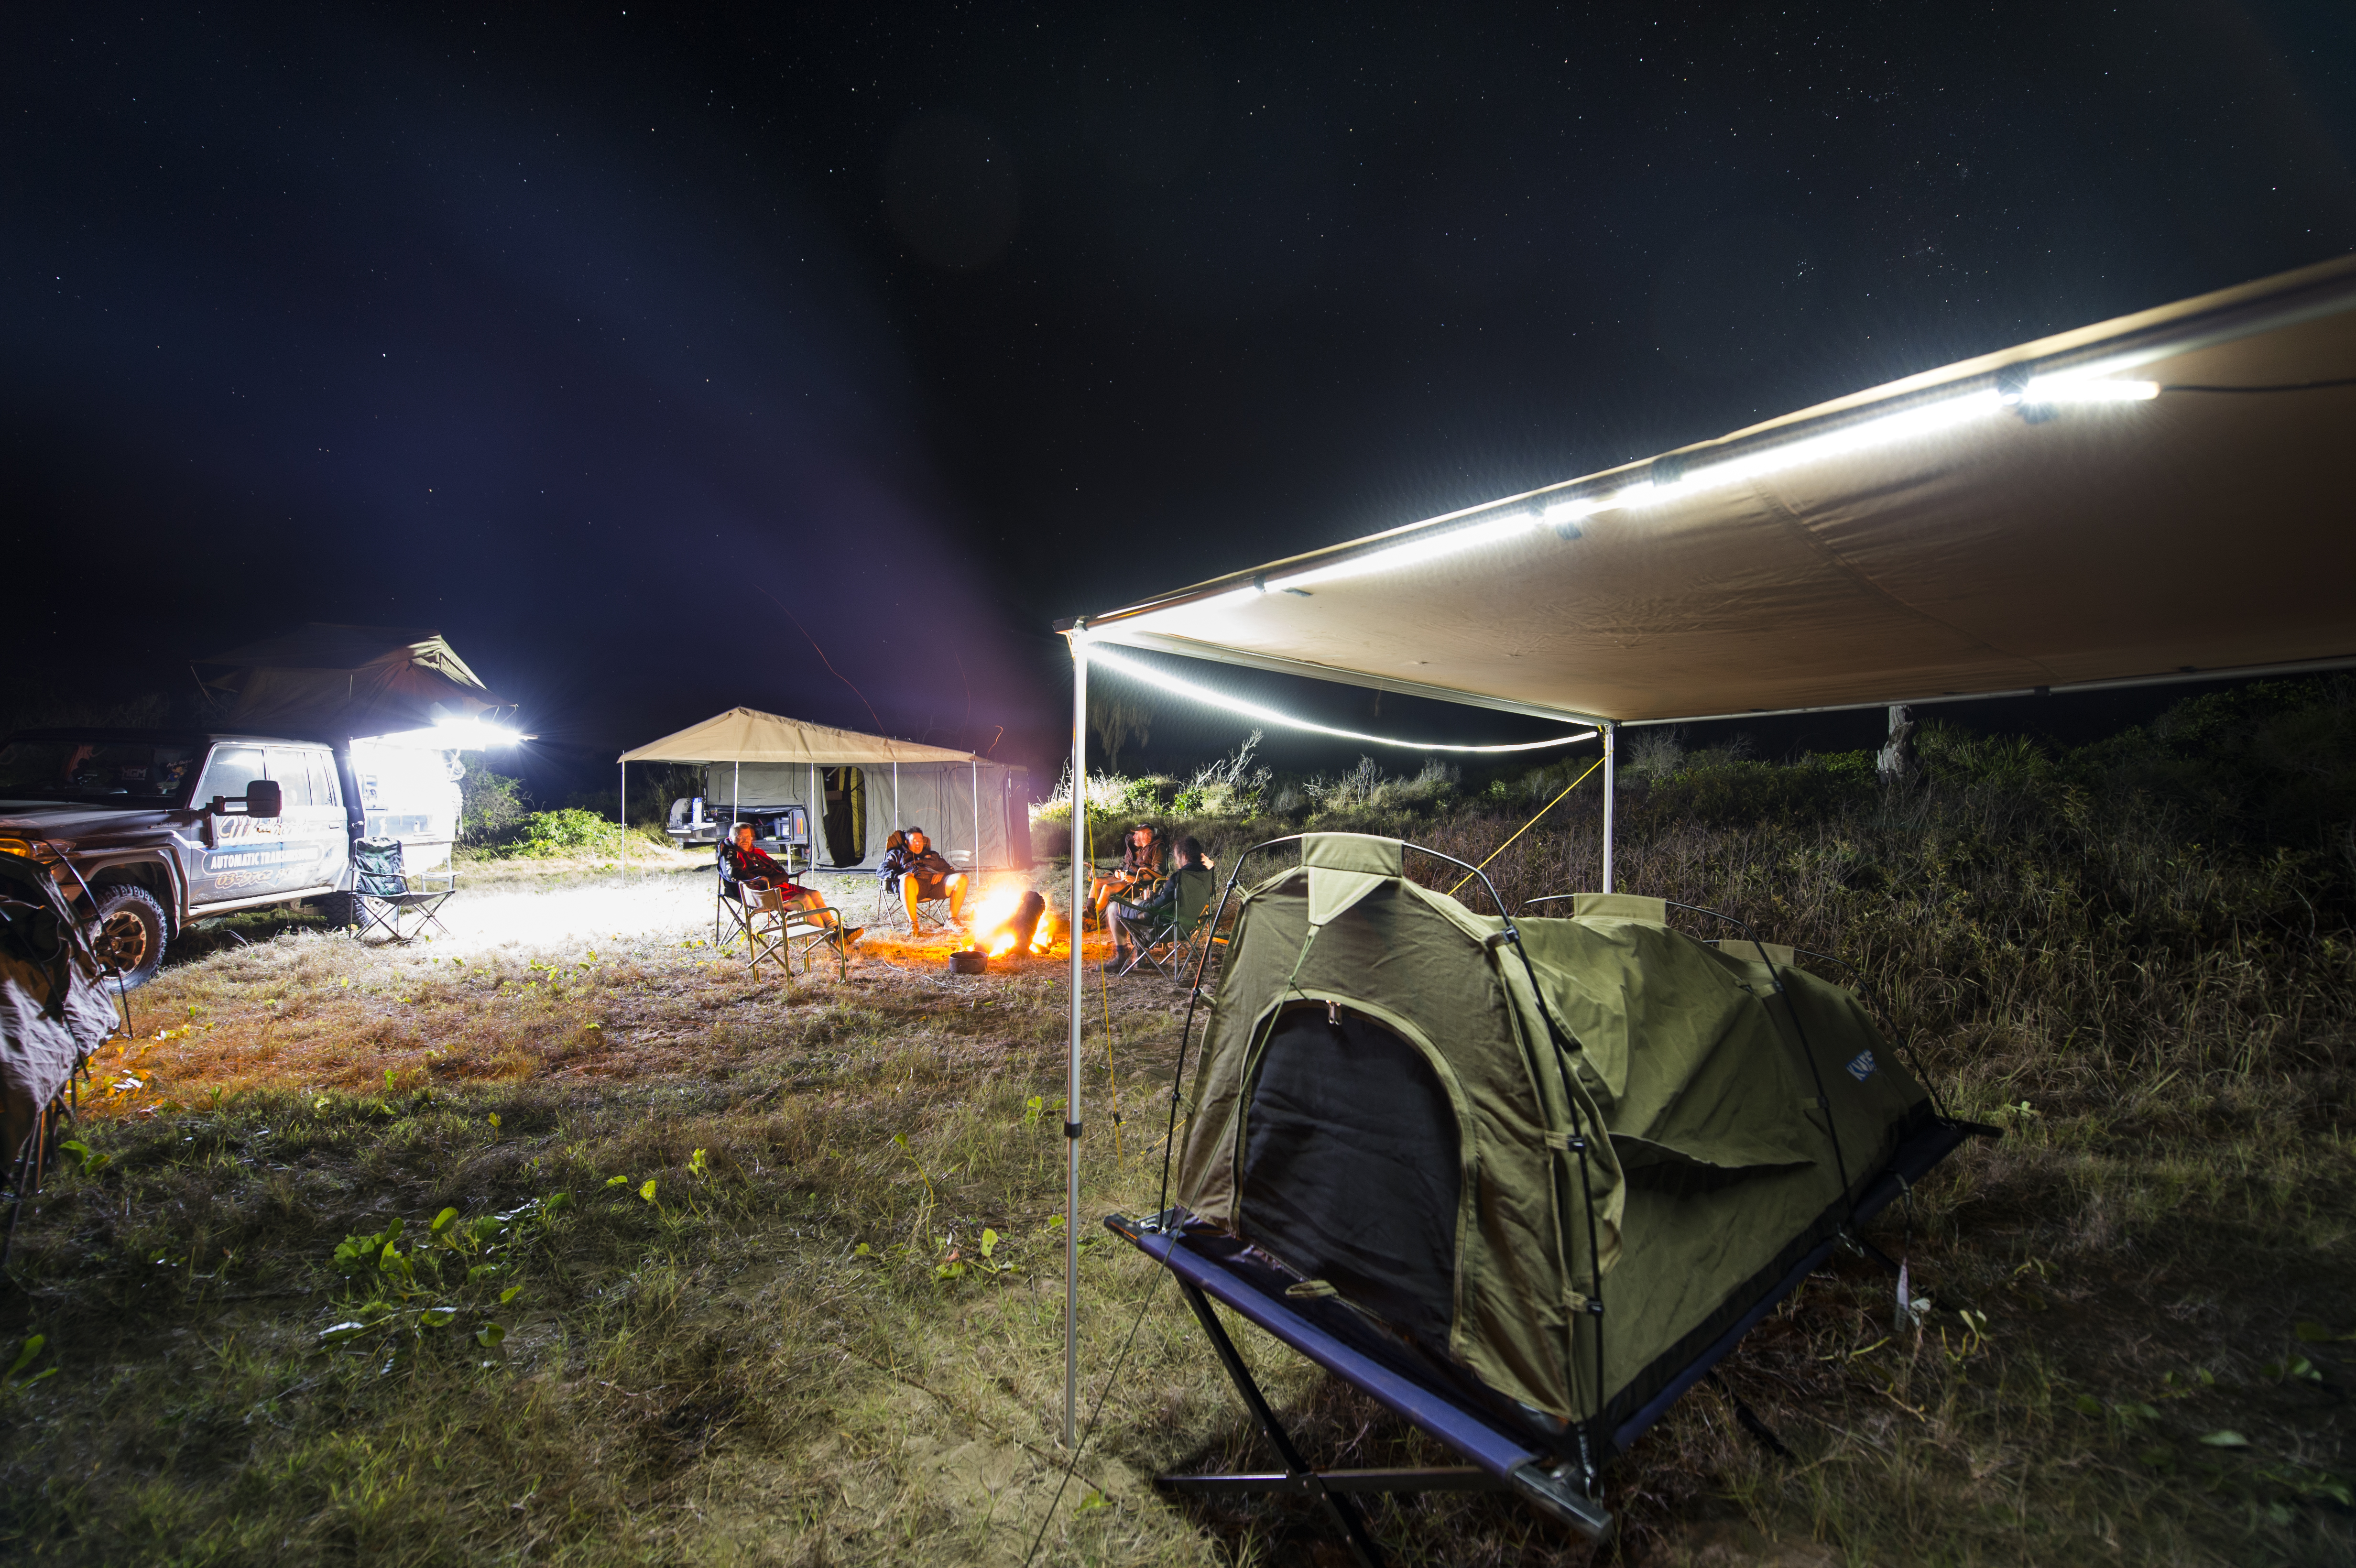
[501,808,623,860]
[457,762,529,845]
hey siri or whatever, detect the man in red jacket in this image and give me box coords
[724,823,860,947]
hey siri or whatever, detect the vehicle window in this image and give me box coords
[266,750,316,807]
[197,746,266,803]
[0,739,200,802]
[311,752,341,808]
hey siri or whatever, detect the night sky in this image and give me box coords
[7,3,2355,780]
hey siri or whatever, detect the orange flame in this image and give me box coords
[966,881,1051,959]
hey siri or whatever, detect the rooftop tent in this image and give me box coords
[195,625,513,737]
[1169,835,1950,1451]
[617,708,1031,871]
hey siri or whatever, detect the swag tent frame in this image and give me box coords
[1045,254,2356,1494]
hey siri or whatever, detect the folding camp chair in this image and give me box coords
[740,885,852,982]
[350,836,456,945]
[715,847,755,949]
[879,872,957,936]
[1112,866,1217,981]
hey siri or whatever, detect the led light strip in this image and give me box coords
[1123,374,2160,619]
[1082,643,1598,754]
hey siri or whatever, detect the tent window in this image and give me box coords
[822,766,865,866]
[1240,1001,1462,1358]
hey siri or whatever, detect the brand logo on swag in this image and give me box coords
[1845,1050,1877,1082]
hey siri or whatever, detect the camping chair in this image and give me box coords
[877,871,957,936]
[740,885,852,983]
[350,836,457,945]
[1113,866,1217,981]
[715,845,755,949]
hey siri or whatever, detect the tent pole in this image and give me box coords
[619,763,626,882]
[971,760,980,872]
[1065,634,1088,1448]
[1601,722,1616,894]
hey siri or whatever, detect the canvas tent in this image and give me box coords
[195,625,513,737]
[193,625,520,874]
[617,708,1031,871]
[1169,834,1950,1451]
[1040,254,2356,1543]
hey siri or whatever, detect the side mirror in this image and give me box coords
[209,780,283,817]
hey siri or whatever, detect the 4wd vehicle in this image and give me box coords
[0,729,363,987]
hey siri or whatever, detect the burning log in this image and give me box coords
[949,889,1050,975]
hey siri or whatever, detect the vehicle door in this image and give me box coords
[265,746,346,896]
[189,743,281,906]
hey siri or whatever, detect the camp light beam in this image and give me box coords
[1081,643,1598,754]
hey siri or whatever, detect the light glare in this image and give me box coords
[1085,644,1596,754]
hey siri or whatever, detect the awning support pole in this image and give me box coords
[1065,633,1088,1448]
[619,763,626,882]
[1601,722,1616,894]
[971,760,981,871]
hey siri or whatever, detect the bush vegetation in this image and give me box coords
[1,678,2350,1564]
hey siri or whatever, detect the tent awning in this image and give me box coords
[619,707,984,766]
[1072,252,2356,725]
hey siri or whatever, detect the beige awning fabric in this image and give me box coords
[618,708,982,766]
[194,624,511,736]
[1077,253,2356,725]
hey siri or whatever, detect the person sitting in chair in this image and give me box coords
[1104,836,1207,971]
[1089,824,1166,926]
[724,823,861,946]
[876,829,913,893]
[899,828,968,928]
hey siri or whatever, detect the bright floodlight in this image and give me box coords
[358,719,528,749]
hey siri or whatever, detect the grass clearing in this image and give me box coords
[5,733,2355,1565]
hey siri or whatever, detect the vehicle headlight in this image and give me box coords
[0,837,46,859]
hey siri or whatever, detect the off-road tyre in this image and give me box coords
[89,884,167,990]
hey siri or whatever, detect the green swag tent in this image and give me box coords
[1168,836,1931,1445]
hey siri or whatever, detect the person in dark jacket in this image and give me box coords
[898,828,968,928]
[1104,836,1206,969]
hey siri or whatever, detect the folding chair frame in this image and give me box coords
[738,886,852,983]
[872,875,954,936]
[351,839,457,946]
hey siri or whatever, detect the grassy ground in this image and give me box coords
[4,734,2354,1566]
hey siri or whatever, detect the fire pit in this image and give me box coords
[946,887,1051,975]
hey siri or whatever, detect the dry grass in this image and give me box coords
[3,751,2354,1567]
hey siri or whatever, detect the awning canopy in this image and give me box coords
[1074,253,2356,725]
[619,708,982,766]
[195,624,512,737]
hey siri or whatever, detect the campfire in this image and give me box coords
[950,884,1053,973]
